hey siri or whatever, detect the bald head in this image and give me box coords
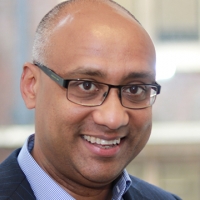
[32,0,145,65]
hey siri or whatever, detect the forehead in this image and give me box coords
[45,3,156,83]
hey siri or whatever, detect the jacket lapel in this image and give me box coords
[0,149,36,200]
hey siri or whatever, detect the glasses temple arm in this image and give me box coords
[155,82,161,94]
[34,62,68,87]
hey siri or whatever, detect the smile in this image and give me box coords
[83,135,121,146]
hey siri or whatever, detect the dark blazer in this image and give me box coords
[0,149,181,200]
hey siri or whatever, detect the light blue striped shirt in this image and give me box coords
[18,134,131,200]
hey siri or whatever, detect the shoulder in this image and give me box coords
[0,148,22,177]
[0,149,35,200]
[124,175,182,200]
[0,149,22,196]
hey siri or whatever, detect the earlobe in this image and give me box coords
[20,63,39,109]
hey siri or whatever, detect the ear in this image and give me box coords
[20,62,39,109]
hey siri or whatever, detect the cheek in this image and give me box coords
[128,108,152,157]
[132,108,152,132]
[41,98,91,144]
[35,86,69,145]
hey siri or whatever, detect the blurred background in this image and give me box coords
[0,0,200,199]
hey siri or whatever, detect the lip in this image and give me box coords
[82,135,124,157]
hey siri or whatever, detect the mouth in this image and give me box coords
[83,135,121,149]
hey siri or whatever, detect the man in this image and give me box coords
[0,0,181,199]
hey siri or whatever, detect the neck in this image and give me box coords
[63,184,113,200]
[55,175,113,200]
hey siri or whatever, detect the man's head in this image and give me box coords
[20,0,157,197]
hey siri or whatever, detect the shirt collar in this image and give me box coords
[18,134,132,200]
[18,134,75,200]
[113,169,132,200]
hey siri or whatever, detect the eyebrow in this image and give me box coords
[125,71,155,80]
[64,67,155,81]
[64,67,107,78]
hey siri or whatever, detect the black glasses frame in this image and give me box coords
[34,61,161,108]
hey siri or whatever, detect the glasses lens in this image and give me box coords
[67,80,108,106]
[67,80,158,109]
[121,85,158,109]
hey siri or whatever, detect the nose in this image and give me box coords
[92,89,129,130]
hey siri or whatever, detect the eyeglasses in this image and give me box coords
[34,62,161,109]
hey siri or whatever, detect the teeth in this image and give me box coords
[91,137,95,144]
[83,135,121,146]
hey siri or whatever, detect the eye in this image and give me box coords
[79,81,97,91]
[124,85,144,95]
